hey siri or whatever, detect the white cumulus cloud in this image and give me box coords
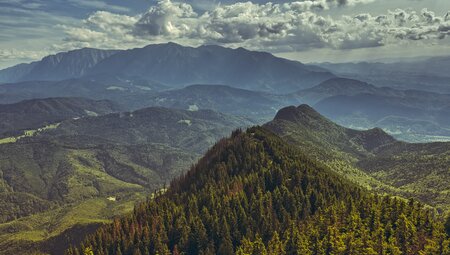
[58,0,450,52]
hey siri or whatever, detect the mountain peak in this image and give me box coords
[297,104,319,114]
[307,77,377,92]
[143,42,184,49]
[268,104,398,159]
[347,127,396,151]
[274,104,324,123]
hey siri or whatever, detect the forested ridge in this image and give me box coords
[264,105,450,212]
[68,127,450,255]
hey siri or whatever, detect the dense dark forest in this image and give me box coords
[67,128,450,255]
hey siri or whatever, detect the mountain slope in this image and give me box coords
[0,107,250,254]
[265,104,396,160]
[0,78,167,109]
[46,107,253,153]
[0,107,250,217]
[0,97,121,137]
[264,105,450,211]
[69,127,449,255]
[146,84,299,122]
[295,78,380,105]
[0,48,119,83]
[0,63,37,84]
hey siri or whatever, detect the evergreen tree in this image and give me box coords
[267,232,285,255]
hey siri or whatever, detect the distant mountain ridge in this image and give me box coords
[295,78,450,142]
[295,78,379,104]
[0,97,121,137]
[145,84,300,122]
[0,78,166,108]
[296,77,450,105]
[0,43,334,93]
[48,106,253,153]
[318,57,450,93]
[0,48,118,83]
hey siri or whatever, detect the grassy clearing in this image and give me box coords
[0,123,61,144]
[65,150,144,202]
[0,192,145,243]
[0,137,17,144]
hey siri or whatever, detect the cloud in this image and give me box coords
[0,0,44,9]
[54,11,142,51]
[134,0,197,36]
[0,3,78,49]
[56,0,450,52]
[67,0,131,13]
[0,49,48,61]
[185,0,376,8]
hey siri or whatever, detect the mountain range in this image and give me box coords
[0,43,334,94]
[1,43,449,142]
[0,49,118,83]
[2,78,439,144]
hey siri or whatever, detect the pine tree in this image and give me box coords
[172,245,181,255]
[132,248,142,255]
[253,235,267,255]
[268,232,285,255]
[445,214,450,237]
[218,237,234,255]
[236,237,253,255]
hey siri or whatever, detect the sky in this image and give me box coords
[0,0,449,68]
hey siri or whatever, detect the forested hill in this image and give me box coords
[265,104,396,160]
[68,127,450,255]
[264,104,450,212]
[0,97,121,137]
